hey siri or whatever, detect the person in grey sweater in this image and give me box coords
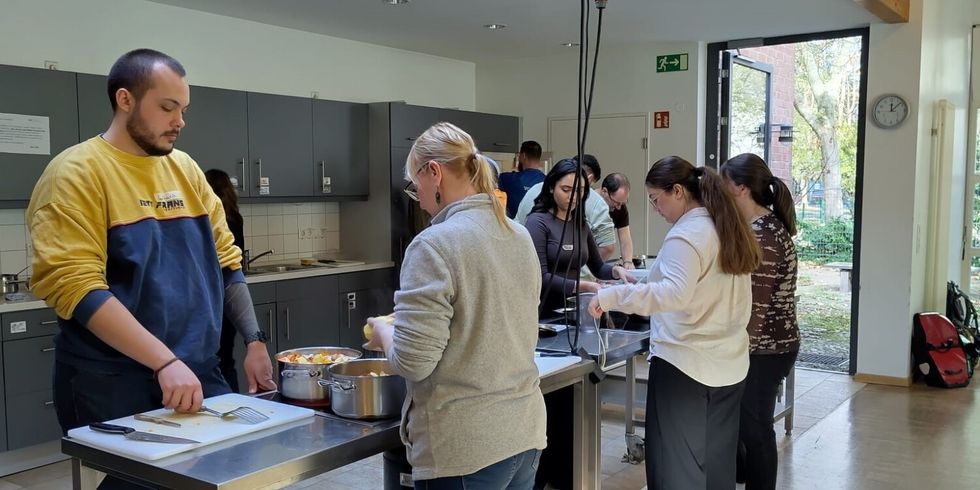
[365,122,546,488]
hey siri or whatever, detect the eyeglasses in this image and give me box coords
[648,190,666,207]
[606,192,628,209]
[403,161,434,202]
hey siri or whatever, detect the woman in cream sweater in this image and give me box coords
[366,122,546,489]
[588,156,761,490]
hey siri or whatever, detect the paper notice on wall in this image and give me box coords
[0,112,51,155]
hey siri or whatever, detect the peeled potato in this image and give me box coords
[363,314,395,340]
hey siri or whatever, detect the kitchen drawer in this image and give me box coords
[6,389,60,449]
[249,282,276,305]
[3,335,56,396]
[1,308,59,340]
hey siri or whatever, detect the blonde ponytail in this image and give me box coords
[407,122,512,231]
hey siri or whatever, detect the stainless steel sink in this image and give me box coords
[245,264,320,275]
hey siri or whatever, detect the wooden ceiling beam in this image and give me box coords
[854,0,910,23]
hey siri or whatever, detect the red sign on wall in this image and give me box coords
[654,111,670,129]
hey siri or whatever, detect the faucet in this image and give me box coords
[243,249,275,272]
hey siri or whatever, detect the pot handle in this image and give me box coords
[317,379,356,391]
[281,369,320,379]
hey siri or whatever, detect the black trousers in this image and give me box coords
[646,357,745,490]
[737,351,798,490]
[217,316,240,393]
[54,360,231,489]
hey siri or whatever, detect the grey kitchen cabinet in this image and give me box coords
[337,269,395,350]
[313,99,369,198]
[6,389,59,449]
[3,335,56,397]
[439,109,520,153]
[3,334,58,449]
[232,302,277,393]
[77,73,110,140]
[389,103,440,148]
[0,341,5,451]
[1,308,59,341]
[246,93,313,198]
[177,86,250,196]
[0,65,79,203]
[275,276,340,351]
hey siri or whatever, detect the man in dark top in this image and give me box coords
[599,173,635,269]
[498,140,545,218]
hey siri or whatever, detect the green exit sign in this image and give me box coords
[656,53,688,73]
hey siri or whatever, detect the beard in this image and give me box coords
[126,105,178,156]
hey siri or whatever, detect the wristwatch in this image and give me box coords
[243,330,269,346]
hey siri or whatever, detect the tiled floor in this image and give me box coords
[4,367,970,490]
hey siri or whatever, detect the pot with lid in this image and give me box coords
[276,346,361,406]
[2,266,29,295]
[321,359,406,420]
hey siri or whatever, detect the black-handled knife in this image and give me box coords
[90,422,200,444]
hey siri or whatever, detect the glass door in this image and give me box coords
[720,52,774,164]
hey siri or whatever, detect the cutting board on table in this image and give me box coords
[67,393,314,461]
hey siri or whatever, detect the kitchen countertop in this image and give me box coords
[0,261,395,314]
[64,359,597,490]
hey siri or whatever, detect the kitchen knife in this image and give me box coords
[90,422,199,444]
[134,413,182,427]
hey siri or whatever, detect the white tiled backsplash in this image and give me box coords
[0,203,342,278]
[241,202,342,264]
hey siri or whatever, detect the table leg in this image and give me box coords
[72,458,103,490]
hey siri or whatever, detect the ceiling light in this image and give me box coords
[383,0,409,4]
[561,42,580,47]
[484,23,507,30]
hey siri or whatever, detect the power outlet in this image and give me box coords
[44,60,58,70]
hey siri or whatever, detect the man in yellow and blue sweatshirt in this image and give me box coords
[27,49,276,448]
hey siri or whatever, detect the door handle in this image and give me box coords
[41,347,55,353]
[239,157,246,190]
[40,320,58,326]
[255,158,263,188]
[492,142,509,147]
[284,307,290,340]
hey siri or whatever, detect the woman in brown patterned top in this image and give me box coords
[722,153,800,490]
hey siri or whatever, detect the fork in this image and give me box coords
[199,405,269,424]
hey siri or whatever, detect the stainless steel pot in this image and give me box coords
[1,274,25,294]
[276,347,361,406]
[321,359,407,420]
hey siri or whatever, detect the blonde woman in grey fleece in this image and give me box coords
[365,122,546,489]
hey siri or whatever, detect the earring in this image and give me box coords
[435,191,442,204]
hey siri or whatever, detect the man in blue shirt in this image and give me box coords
[498,140,545,218]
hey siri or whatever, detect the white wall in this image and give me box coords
[0,0,475,108]
[857,0,973,380]
[476,41,703,251]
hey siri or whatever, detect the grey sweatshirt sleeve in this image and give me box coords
[586,228,615,280]
[224,282,259,339]
[387,237,454,382]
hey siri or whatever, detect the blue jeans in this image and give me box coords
[414,449,542,490]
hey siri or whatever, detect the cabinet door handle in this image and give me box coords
[255,158,263,188]
[41,347,55,353]
[492,142,509,147]
[40,320,58,326]
[284,307,290,340]
[43,401,55,407]
[320,160,328,194]
[239,157,247,190]
[405,137,416,141]
[267,309,273,332]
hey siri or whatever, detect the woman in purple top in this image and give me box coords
[525,159,634,315]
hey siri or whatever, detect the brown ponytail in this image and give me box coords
[407,122,512,231]
[646,156,761,275]
[720,153,797,236]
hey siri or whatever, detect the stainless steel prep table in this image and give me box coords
[64,359,598,490]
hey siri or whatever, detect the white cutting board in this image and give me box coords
[67,393,314,461]
[535,354,582,378]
